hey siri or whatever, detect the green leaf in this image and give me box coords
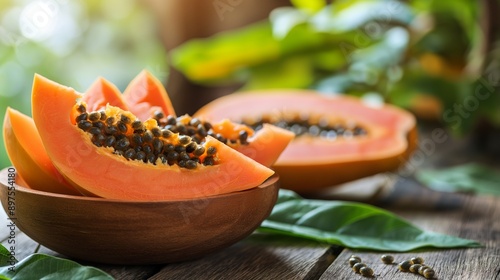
[244,56,315,90]
[171,20,330,84]
[410,0,478,43]
[315,73,354,93]
[311,1,414,33]
[269,7,310,39]
[320,27,409,93]
[170,21,280,83]
[350,27,409,69]
[259,190,481,251]
[386,66,470,116]
[291,0,326,14]
[416,163,500,195]
[0,253,113,280]
[465,74,500,129]
[171,1,415,87]
[0,245,14,267]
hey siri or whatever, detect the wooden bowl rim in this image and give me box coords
[0,167,279,204]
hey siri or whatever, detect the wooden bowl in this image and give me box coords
[0,167,279,265]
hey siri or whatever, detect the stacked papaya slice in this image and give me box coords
[4,70,416,198]
[3,71,294,200]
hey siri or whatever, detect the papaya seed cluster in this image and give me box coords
[348,254,437,279]
[244,114,367,139]
[348,255,374,277]
[75,104,218,169]
[152,111,250,146]
[397,256,436,279]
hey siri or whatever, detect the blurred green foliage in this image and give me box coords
[0,0,167,169]
[2,0,497,170]
[172,0,499,134]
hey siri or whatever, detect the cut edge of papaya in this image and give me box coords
[3,107,80,195]
[206,119,295,167]
[82,77,129,112]
[231,123,295,167]
[123,70,176,121]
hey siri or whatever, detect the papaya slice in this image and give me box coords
[82,77,128,112]
[2,76,131,196]
[208,119,295,167]
[159,115,295,167]
[123,70,176,121]
[195,90,417,193]
[15,174,30,189]
[31,74,275,201]
[3,108,80,195]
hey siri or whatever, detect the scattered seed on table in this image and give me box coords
[349,257,361,267]
[398,260,413,272]
[410,264,422,273]
[360,266,374,277]
[418,265,430,275]
[353,263,367,273]
[381,254,394,264]
[350,255,361,261]
[411,257,424,264]
[423,268,435,279]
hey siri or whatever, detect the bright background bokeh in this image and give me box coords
[2,0,500,170]
[0,0,167,169]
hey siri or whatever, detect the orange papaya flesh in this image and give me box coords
[15,174,30,189]
[231,123,296,168]
[3,108,80,195]
[195,90,417,193]
[2,72,290,198]
[78,70,294,168]
[212,121,295,167]
[82,77,129,112]
[155,115,295,167]
[31,74,275,201]
[123,70,176,121]
[2,76,134,196]
[208,118,254,139]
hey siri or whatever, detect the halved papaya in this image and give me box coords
[123,70,176,121]
[195,90,417,193]
[31,74,275,201]
[3,108,80,195]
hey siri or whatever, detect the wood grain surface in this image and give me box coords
[2,183,499,279]
[321,190,500,280]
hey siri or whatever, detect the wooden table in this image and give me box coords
[2,126,500,279]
